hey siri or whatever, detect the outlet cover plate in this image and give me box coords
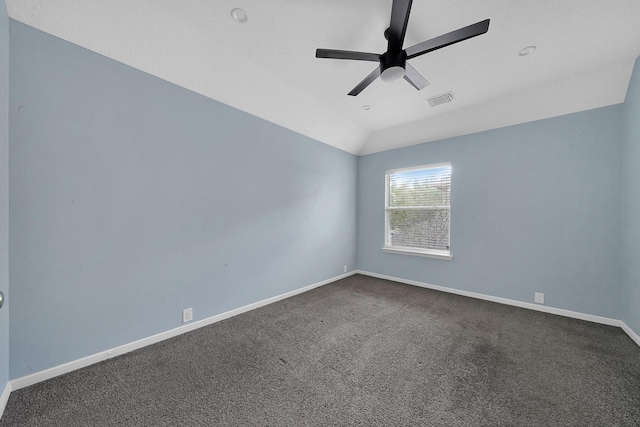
[534,292,545,304]
[183,308,193,323]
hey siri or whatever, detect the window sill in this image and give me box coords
[382,246,453,260]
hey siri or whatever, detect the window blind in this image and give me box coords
[386,164,451,253]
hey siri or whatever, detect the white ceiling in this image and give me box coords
[6,0,640,155]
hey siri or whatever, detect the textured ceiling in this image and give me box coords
[7,0,640,155]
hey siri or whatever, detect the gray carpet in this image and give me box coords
[2,274,640,426]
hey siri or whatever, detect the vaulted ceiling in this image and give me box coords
[6,0,640,155]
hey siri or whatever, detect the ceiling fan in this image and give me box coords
[316,0,490,96]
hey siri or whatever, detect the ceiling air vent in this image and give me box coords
[427,92,455,107]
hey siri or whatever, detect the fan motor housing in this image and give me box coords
[380,50,407,73]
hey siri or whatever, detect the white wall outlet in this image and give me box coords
[343,265,347,273]
[534,292,545,304]
[183,308,193,323]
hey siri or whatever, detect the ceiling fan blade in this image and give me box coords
[403,63,430,90]
[348,67,381,96]
[387,0,413,52]
[316,49,380,62]
[405,19,490,59]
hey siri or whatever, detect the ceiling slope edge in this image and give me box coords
[360,60,635,155]
[6,12,369,155]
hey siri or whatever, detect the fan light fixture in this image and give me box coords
[381,66,405,82]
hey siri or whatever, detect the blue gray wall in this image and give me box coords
[4,16,639,383]
[357,105,624,320]
[0,2,9,393]
[622,57,640,335]
[8,21,357,378]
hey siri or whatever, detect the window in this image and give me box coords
[383,163,452,259]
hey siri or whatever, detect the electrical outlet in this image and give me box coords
[534,292,544,304]
[343,265,347,273]
[183,308,193,323]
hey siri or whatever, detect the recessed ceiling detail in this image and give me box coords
[6,1,640,155]
[519,46,536,56]
[230,8,248,23]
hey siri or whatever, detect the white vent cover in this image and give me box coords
[427,92,455,107]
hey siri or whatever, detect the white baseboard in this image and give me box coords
[621,322,640,347]
[9,271,355,392]
[6,269,639,399]
[356,270,640,339]
[0,382,10,422]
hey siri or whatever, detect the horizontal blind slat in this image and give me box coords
[386,164,451,252]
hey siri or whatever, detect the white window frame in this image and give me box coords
[383,163,453,260]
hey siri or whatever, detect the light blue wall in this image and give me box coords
[4,14,638,383]
[8,21,357,378]
[357,106,623,319]
[0,2,9,393]
[622,56,640,335]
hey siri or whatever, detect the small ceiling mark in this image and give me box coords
[362,105,371,111]
[519,46,536,56]
[231,8,248,23]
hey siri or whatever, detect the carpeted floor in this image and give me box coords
[2,274,640,426]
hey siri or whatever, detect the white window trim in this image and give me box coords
[383,162,453,260]
[381,246,453,260]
